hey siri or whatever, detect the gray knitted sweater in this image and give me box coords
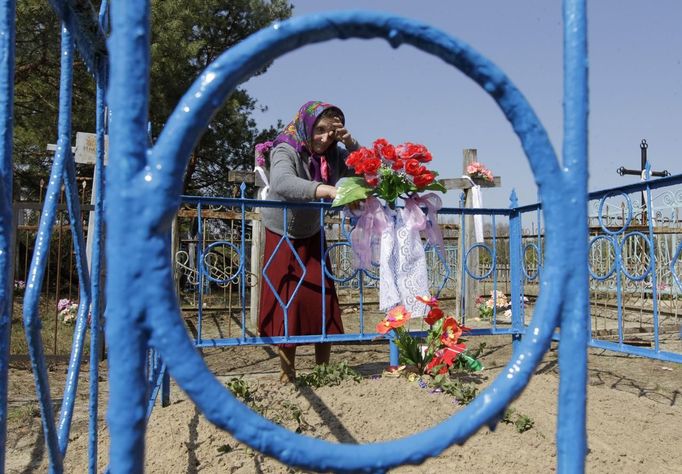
[261,142,358,238]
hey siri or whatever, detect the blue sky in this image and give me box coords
[243,1,682,209]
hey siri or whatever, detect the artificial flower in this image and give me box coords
[466,161,494,183]
[396,142,432,163]
[332,138,445,208]
[424,307,444,325]
[415,295,439,307]
[376,305,412,334]
[413,172,435,187]
[441,317,468,348]
[405,159,421,176]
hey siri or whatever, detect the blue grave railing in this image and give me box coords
[6,1,680,473]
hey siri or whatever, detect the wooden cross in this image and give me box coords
[445,149,503,320]
[617,139,670,225]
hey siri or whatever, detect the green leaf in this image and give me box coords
[395,328,424,367]
[425,179,447,193]
[331,177,374,208]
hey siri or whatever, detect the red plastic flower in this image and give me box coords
[440,317,469,348]
[373,138,397,161]
[425,354,449,375]
[345,147,375,175]
[416,295,439,307]
[424,307,444,325]
[396,142,432,163]
[413,171,435,187]
[376,305,412,334]
[405,159,421,176]
[363,156,381,175]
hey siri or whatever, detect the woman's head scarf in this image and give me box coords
[273,100,345,183]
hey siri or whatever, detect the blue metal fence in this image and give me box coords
[1,1,681,473]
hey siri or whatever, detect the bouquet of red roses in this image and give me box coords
[332,138,446,207]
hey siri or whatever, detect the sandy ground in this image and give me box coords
[4,332,682,473]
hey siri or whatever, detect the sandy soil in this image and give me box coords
[4,333,682,473]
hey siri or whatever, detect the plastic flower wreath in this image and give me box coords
[476,290,509,320]
[57,298,79,325]
[466,161,494,183]
[376,296,483,375]
[332,138,446,207]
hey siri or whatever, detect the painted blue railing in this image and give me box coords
[4,2,578,472]
[3,1,678,473]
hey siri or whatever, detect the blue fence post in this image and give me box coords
[106,0,152,471]
[87,47,107,474]
[509,190,523,352]
[389,331,400,367]
[557,0,589,470]
[0,0,15,470]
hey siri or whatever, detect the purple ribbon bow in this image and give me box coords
[350,197,390,269]
[405,193,445,254]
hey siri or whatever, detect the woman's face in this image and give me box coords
[310,116,339,155]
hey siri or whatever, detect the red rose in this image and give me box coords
[391,159,404,171]
[414,171,435,187]
[363,155,381,174]
[405,159,421,176]
[345,149,362,167]
[365,174,379,186]
[396,142,432,162]
[419,150,433,163]
[346,148,377,175]
[373,138,397,161]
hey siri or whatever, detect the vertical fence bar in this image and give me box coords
[644,165,660,351]
[22,11,77,471]
[558,0,589,470]
[106,0,151,470]
[196,203,204,343]
[319,201,327,339]
[57,83,93,459]
[458,193,466,322]
[0,0,16,470]
[88,44,107,473]
[240,183,247,339]
[509,191,522,349]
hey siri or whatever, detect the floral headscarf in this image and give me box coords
[273,100,345,183]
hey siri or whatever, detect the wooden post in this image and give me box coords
[249,212,262,327]
[461,149,480,320]
[243,170,265,328]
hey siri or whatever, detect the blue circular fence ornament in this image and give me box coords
[142,11,569,472]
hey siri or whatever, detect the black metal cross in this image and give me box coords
[616,139,670,225]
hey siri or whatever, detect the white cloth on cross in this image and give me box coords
[254,165,270,200]
[462,175,485,243]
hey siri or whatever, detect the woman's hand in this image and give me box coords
[332,120,357,150]
[315,184,337,200]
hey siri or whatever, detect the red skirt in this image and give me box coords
[258,229,344,345]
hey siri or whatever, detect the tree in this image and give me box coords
[149,0,292,195]
[13,0,293,200]
[14,1,97,201]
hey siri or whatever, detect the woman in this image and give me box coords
[258,100,359,383]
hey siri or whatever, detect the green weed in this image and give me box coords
[296,361,362,388]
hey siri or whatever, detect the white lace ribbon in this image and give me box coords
[379,211,400,312]
[378,209,429,317]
